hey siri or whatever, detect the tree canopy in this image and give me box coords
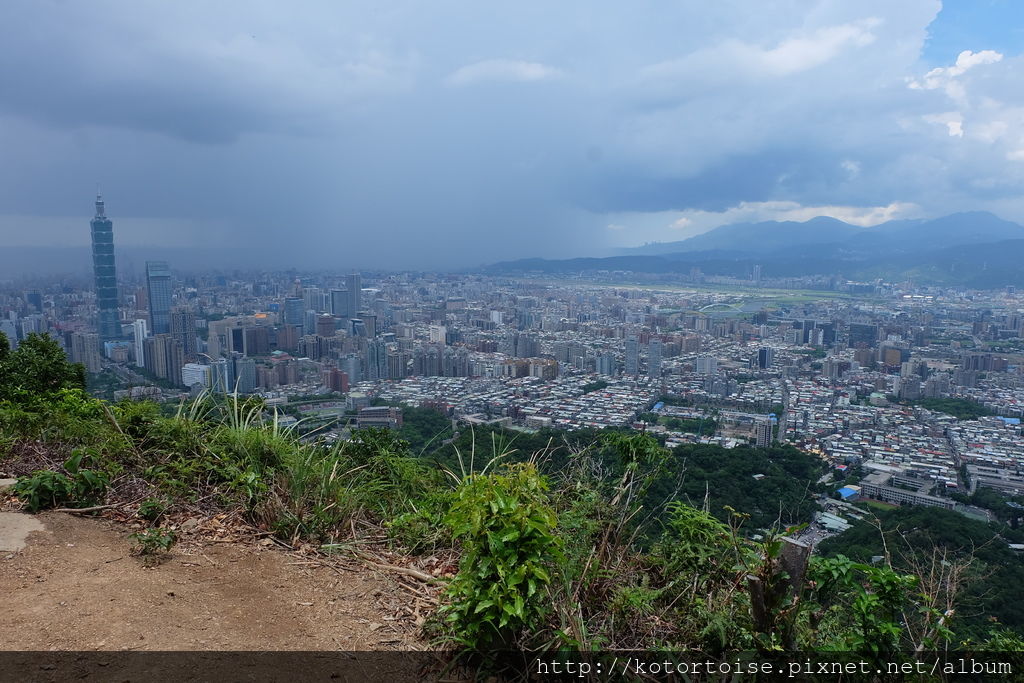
[0,332,86,402]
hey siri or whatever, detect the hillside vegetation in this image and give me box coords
[1,332,1022,661]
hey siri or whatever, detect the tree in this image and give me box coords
[0,332,87,402]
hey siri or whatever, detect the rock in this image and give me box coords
[180,518,201,531]
[0,479,18,495]
[0,513,46,552]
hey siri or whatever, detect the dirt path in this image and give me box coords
[0,511,424,651]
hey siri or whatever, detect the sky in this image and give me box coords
[1,0,1023,270]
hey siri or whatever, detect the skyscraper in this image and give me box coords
[284,297,304,327]
[346,273,362,319]
[146,261,172,335]
[624,335,639,375]
[330,289,348,318]
[169,309,198,360]
[90,195,121,341]
[647,339,662,377]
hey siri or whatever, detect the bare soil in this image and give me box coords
[0,511,426,651]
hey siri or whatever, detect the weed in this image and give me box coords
[129,528,177,564]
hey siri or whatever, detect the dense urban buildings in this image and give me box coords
[6,199,1024,539]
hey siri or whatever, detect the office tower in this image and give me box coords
[757,347,774,369]
[624,335,639,375]
[169,309,198,360]
[350,318,367,337]
[243,326,270,356]
[752,264,762,283]
[304,309,317,336]
[303,287,323,313]
[146,261,172,335]
[695,354,718,375]
[362,313,377,338]
[346,273,362,318]
[210,358,236,393]
[283,297,304,326]
[25,290,42,313]
[330,289,348,318]
[90,195,121,341]
[132,319,148,368]
[848,323,878,349]
[647,339,662,377]
[233,356,257,394]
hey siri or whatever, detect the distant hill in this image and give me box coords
[485,212,1024,288]
[620,211,1024,258]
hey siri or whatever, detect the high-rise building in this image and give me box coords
[757,347,774,369]
[25,290,42,313]
[169,309,198,360]
[597,352,617,376]
[341,353,362,383]
[848,323,878,349]
[624,335,639,375]
[755,419,773,448]
[695,354,718,375]
[283,297,304,327]
[146,261,172,335]
[647,339,662,377]
[143,333,184,384]
[330,289,348,318]
[233,356,257,394]
[303,287,324,313]
[90,195,121,341]
[70,332,102,373]
[132,319,148,368]
[210,358,235,393]
[346,273,362,318]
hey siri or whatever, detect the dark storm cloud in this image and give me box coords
[2,0,1023,265]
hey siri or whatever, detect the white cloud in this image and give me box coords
[445,59,563,87]
[841,159,861,177]
[908,49,1003,101]
[641,18,881,83]
[923,112,964,137]
[606,223,626,231]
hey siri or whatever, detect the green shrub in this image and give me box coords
[130,528,177,561]
[137,497,168,522]
[14,449,109,512]
[436,463,561,648]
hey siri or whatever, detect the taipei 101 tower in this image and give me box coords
[90,194,121,341]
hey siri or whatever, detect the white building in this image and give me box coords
[132,319,148,368]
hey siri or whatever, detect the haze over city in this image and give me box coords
[2,0,1024,272]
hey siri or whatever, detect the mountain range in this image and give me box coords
[485,211,1024,288]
